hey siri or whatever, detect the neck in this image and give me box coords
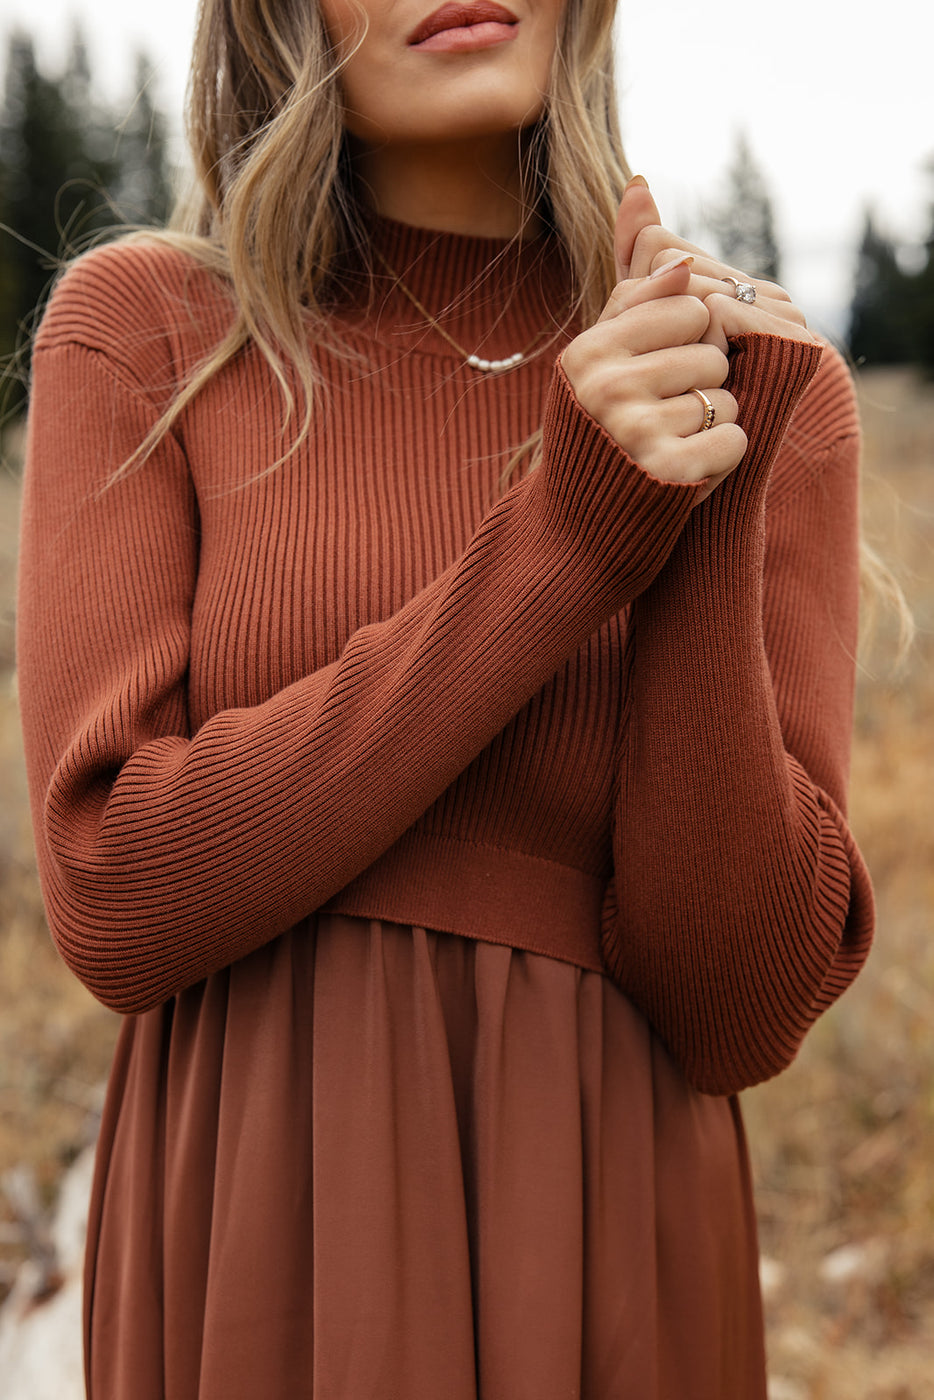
[349,133,542,240]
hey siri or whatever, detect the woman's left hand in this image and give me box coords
[615,177,820,356]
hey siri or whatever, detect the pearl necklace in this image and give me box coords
[372,245,557,375]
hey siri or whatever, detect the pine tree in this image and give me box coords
[111,54,173,226]
[705,132,782,282]
[0,32,112,381]
[847,208,912,366]
[0,30,173,417]
[910,159,934,375]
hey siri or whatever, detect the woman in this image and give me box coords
[17,0,874,1395]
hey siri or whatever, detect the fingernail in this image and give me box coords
[650,253,694,280]
[625,174,649,192]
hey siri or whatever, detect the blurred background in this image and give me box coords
[0,3,932,1397]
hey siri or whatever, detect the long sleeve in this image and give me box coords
[600,334,874,1095]
[18,278,701,1014]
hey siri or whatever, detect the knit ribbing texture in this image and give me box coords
[18,222,873,1093]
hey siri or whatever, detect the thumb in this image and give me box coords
[615,175,662,281]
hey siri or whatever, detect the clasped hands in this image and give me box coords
[561,175,819,500]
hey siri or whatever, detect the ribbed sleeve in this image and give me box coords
[18,281,700,1013]
[18,235,873,1087]
[600,334,874,1094]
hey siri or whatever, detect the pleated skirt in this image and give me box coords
[83,915,767,1399]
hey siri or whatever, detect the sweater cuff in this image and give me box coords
[666,333,825,570]
[727,332,824,492]
[530,362,703,604]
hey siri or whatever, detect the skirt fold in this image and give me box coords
[85,915,766,1400]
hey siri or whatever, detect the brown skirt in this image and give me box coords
[84,915,767,1399]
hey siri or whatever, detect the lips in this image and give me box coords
[407,2,518,46]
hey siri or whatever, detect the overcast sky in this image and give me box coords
[4,0,932,334]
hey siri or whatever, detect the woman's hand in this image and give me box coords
[561,176,820,500]
[561,254,748,497]
[561,180,751,497]
[616,176,820,356]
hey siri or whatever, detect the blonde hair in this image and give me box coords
[120,0,629,472]
[98,0,913,658]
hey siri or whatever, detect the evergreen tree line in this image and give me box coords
[0,28,171,413]
[848,197,934,370]
[2,32,933,424]
[703,135,934,373]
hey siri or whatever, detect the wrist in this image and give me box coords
[531,363,701,601]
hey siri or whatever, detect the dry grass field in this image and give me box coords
[743,367,934,1399]
[0,366,932,1396]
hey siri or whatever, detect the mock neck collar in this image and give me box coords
[332,212,574,370]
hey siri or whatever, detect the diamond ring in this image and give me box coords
[722,276,757,304]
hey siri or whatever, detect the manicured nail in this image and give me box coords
[650,253,694,280]
[625,174,649,192]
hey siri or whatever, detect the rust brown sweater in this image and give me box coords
[17,218,874,1095]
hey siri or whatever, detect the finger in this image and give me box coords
[701,292,820,355]
[691,283,804,321]
[618,387,739,446]
[621,302,718,359]
[691,286,809,353]
[674,387,739,437]
[647,248,794,303]
[635,423,748,485]
[596,254,705,324]
[570,344,732,434]
[617,342,730,395]
[628,225,705,283]
[602,298,711,358]
[614,175,663,280]
[597,253,695,324]
[688,269,794,308]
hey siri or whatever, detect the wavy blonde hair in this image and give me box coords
[104,0,912,654]
[121,0,629,470]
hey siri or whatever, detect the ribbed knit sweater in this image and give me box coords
[17,217,874,1095]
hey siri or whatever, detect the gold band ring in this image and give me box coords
[722,275,757,304]
[691,388,716,432]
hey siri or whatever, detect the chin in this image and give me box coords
[355,96,546,147]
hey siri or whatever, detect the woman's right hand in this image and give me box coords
[561,211,748,500]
